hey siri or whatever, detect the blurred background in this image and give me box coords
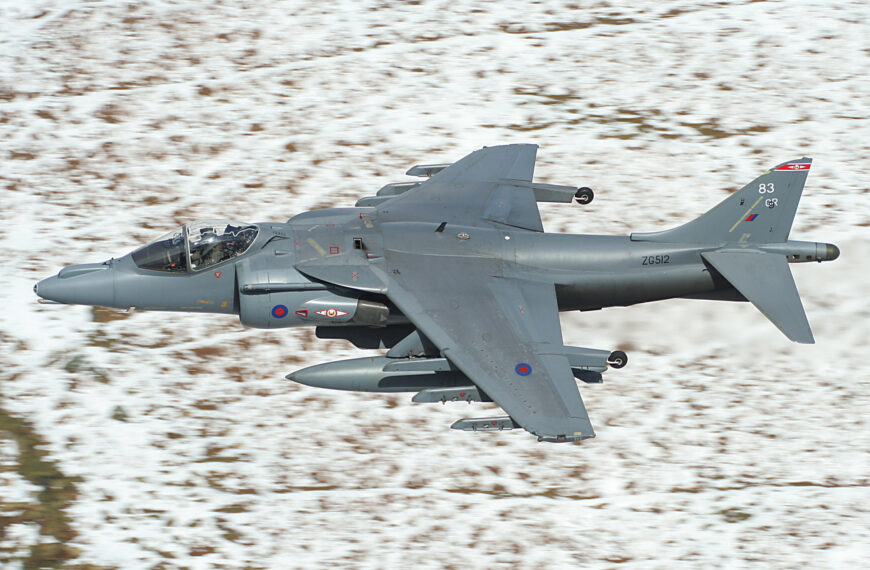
[1,1,868,568]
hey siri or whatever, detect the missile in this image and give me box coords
[286,356,472,393]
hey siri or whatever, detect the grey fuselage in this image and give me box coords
[36,206,784,323]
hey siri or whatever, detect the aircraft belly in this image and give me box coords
[556,265,719,311]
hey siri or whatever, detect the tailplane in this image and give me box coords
[632,158,812,244]
[701,250,814,344]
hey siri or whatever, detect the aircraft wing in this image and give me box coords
[378,144,545,232]
[383,248,596,442]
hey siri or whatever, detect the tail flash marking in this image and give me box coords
[776,163,811,171]
[729,196,764,233]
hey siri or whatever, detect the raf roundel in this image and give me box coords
[271,304,289,319]
[515,363,532,376]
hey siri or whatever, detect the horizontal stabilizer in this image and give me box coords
[702,250,814,343]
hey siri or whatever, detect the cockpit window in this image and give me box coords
[188,220,258,271]
[131,228,188,273]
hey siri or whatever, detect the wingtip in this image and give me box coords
[795,334,816,345]
[787,327,815,345]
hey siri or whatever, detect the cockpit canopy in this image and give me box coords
[187,221,258,271]
[132,220,258,273]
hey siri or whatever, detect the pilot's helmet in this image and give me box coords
[199,228,218,242]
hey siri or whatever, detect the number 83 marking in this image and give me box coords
[759,183,775,194]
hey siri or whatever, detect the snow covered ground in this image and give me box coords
[1,0,868,567]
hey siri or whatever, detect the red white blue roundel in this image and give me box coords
[515,363,532,376]
[272,304,288,318]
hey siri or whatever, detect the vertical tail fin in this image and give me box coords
[632,158,812,244]
[632,158,820,343]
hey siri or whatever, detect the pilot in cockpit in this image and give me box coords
[133,220,259,273]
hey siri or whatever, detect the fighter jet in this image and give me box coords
[35,144,839,442]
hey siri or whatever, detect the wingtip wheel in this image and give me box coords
[574,187,594,205]
[607,350,628,369]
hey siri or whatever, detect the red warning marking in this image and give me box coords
[776,163,811,171]
[295,309,308,317]
[491,421,498,426]
[352,272,360,279]
[329,246,340,254]
[214,271,222,278]
[460,392,466,398]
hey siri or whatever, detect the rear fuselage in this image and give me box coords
[510,232,724,311]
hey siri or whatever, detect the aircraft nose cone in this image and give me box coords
[35,263,116,306]
[825,243,840,261]
[35,276,57,301]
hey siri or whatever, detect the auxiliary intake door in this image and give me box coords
[236,257,314,329]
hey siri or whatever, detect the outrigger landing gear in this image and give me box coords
[574,187,594,205]
[607,350,628,369]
